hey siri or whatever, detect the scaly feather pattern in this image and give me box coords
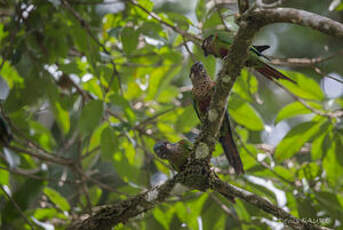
[189,62,244,175]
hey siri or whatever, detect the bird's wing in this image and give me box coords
[192,98,201,121]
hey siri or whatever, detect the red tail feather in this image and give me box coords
[219,115,244,175]
[256,63,296,84]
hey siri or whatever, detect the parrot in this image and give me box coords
[201,33,296,83]
[189,62,244,175]
[154,139,192,172]
[0,115,12,146]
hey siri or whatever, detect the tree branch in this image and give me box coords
[68,176,178,230]
[211,177,331,230]
[245,8,343,39]
[127,0,202,44]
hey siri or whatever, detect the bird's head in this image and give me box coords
[201,34,215,57]
[189,62,208,84]
[154,141,171,159]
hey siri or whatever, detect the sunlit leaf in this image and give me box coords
[282,71,324,101]
[233,69,258,102]
[275,120,325,162]
[196,0,206,22]
[229,95,264,131]
[275,101,317,124]
[44,187,70,211]
[121,27,139,55]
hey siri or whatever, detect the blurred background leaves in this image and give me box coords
[0,0,342,229]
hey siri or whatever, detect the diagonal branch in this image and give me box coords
[67,176,178,230]
[211,177,331,230]
[127,0,201,44]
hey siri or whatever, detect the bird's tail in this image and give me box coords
[219,115,244,175]
[255,62,296,84]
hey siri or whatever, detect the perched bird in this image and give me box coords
[189,62,244,175]
[154,139,192,171]
[0,115,12,146]
[202,33,296,83]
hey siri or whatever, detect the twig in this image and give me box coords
[61,0,123,95]
[127,0,202,44]
[183,39,197,63]
[211,177,331,230]
[0,185,35,230]
[270,50,343,67]
[8,145,73,166]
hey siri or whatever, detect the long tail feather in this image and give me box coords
[256,63,296,84]
[219,113,244,175]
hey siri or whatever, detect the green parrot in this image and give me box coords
[189,62,244,175]
[154,139,192,171]
[0,115,12,146]
[201,33,296,83]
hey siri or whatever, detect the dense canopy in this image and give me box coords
[0,0,343,229]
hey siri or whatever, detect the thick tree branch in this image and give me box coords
[211,177,331,230]
[68,176,178,230]
[245,8,343,39]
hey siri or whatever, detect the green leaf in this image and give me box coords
[282,71,324,101]
[298,162,321,182]
[166,12,192,31]
[273,165,294,181]
[139,21,164,39]
[296,197,317,218]
[175,105,199,133]
[203,12,221,32]
[196,0,206,22]
[157,86,179,103]
[201,196,227,230]
[2,176,44,223]
[59,62,82,75]
[121,27,139,55]
[0,165,9,185]
[233,69,258,102]
[315,191,343,220]
[146,66,169,100]
[311,123,331,160]
[82,78,104,100]
[101,126,118,161]
[44,187,70,211]
[78,100,104,134]
[53,101,70,135]
[323,136,343,188]
[275,102,315,124]
[110,94,135,124]
[153,207,173,229]
[34,208,66,220]
[275,120,324,162]
[229,95,264,131]
[336,2,343,11]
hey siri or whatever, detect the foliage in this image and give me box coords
[0,0,342,229]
